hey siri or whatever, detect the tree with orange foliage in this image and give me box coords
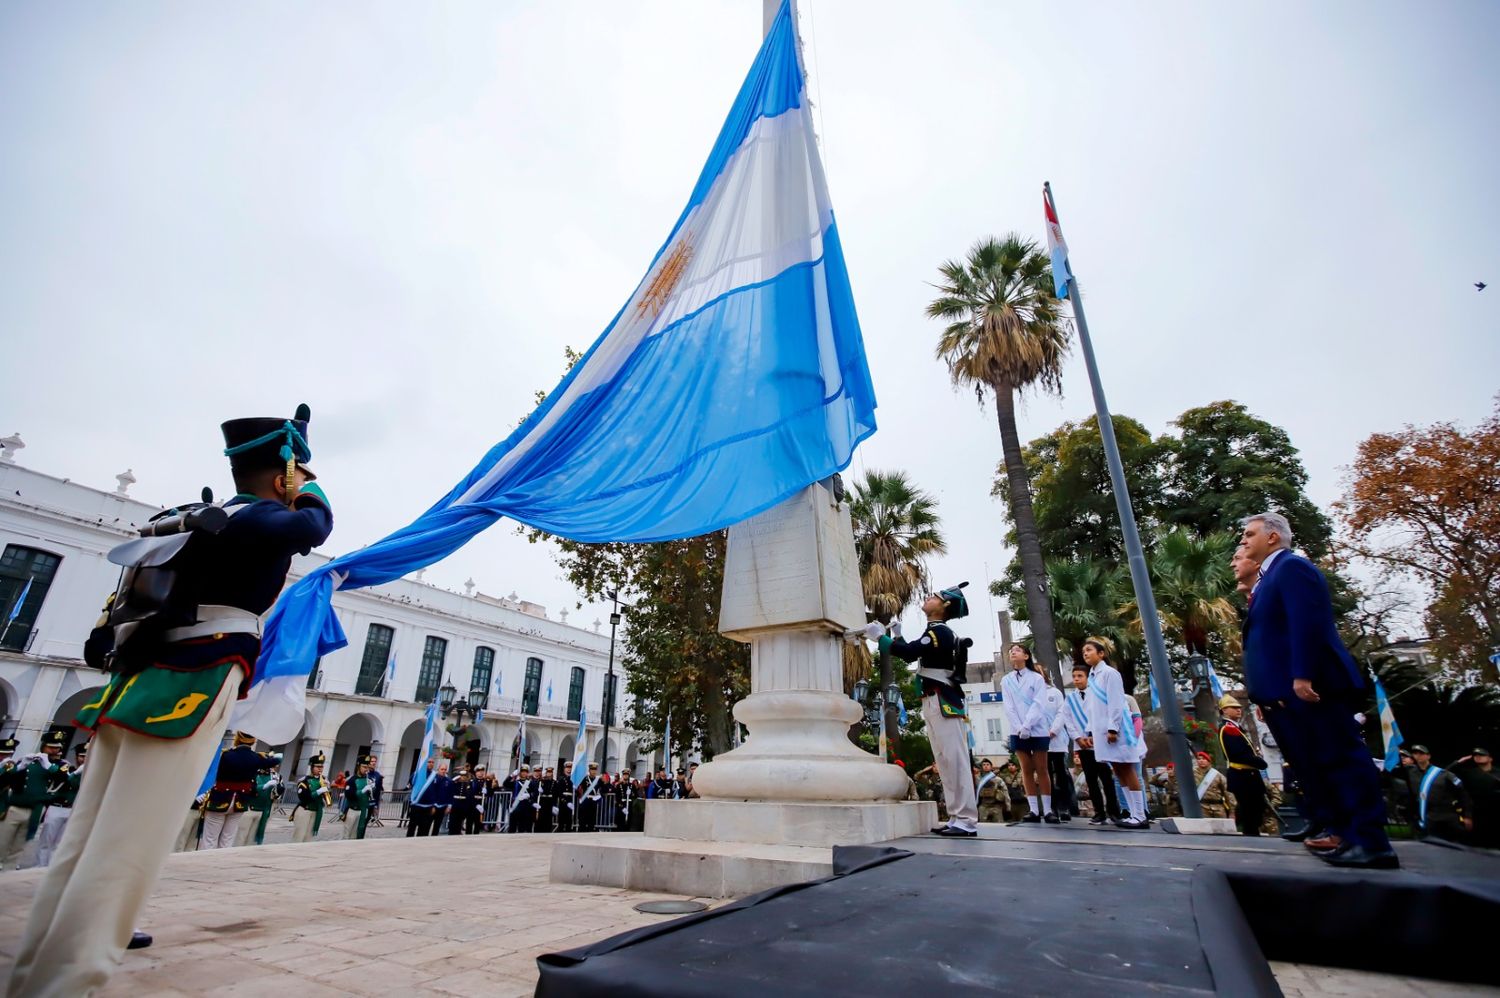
[1336,397,1500,681]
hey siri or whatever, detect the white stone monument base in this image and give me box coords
[550,799,938,898]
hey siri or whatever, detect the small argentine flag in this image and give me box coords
[570,707,589,789]
[1043,186,1073,299]
[1374,674,1404,771]
[6,577,32,625]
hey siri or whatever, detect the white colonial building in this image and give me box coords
[0,440,648,790]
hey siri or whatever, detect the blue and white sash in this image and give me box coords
[1065,691,1088,730]
[1417,765,1442,827]
[1089,678,1138,747]
[976,772,997,795]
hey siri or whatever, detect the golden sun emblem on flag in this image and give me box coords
[636,234,694,320]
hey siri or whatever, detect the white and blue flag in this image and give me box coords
[1206,661,1225,701]
[571,707,589,789]
[1373,674,1404,771]
[5,577,31,625]
[408,697,442,804]
[233,0,875,742]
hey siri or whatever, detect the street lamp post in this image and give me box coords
[438,677,490,767]
[601,591,631,776]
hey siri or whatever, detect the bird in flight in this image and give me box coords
[1477,282,1488,291]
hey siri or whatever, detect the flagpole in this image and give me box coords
[1044,182,1202,819]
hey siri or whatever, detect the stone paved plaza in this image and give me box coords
[1,827,1493,996]
[0,833,719,996]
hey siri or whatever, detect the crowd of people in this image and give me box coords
[403,757,699,836]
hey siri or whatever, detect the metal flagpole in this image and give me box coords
[1044,182,1202,819]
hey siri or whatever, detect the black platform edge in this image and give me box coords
[534,846,914,998]
[1190,868,1285,998]
[1206,866,1500,987]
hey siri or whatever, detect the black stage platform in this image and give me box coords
[536,824,1500,998]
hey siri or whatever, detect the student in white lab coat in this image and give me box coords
[1000,644,1059,823]
[1080,637,1150,829]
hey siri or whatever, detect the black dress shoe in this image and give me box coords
[127,931,153,950]
[933,826,978,837]
[1020,813,1042,824]
[1319,844,1399,869]
[1088,816,1107,826]
[1043,812,1061,824]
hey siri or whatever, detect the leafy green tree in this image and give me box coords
[1162,401,1334,559]
[532,532,749,760]
[992,414,1165,619]
[927,234,1071,685]
[999,557,1130,666]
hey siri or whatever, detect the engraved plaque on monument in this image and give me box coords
[719,482,865,640]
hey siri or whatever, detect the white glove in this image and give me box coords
[862,621,886,640]
[889,620,902,639]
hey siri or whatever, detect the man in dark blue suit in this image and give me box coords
[1241,512,1396,869]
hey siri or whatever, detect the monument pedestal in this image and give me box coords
[549,798,938,898]
[550,483,918,898]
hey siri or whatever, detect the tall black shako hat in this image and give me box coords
[221,403,316,483]
[937,582,969,621]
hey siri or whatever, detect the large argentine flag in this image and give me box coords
[233,0,876,742]
[408,698,442,804]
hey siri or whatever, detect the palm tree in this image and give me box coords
[1120,529,1239,717]
[1042,557,1131,666]
[927,234,1071,686]
[849,469,946,746]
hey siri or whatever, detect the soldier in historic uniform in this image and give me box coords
[1219,695,1269,836]
[0,737,17,825]
[343,755,376,840]
[201,732,268,849]
[290,753,332,843]
[448,766,473,835]
[0,733,70,870]
[614,769,638,831]
[235,754,281,847]
[507,766,538,834]
[34,743,87,867]
[557,762,577,831]
[7,405,333,998]
[878,583,978,837]
[577,763,604,831]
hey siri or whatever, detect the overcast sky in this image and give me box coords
[2,1,1495,658]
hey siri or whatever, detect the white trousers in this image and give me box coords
[32,811,70,868]
[923,697,979,831]
[0,806,35,870]
[290,808,319,843]
[6,667,241,998]
[172,810,200,853]
[198,810,242,850]
[233,811,259,848]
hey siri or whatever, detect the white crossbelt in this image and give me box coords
[165,605,263,642]
[917,667,955,684]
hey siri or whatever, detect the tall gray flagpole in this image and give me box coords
[1044,182,1202,819]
